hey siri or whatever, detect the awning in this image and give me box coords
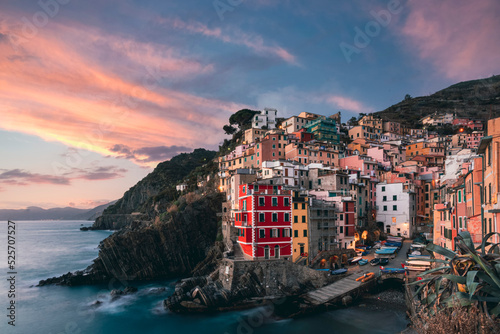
[477,135,492,154]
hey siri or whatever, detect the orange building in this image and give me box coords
[477,117,500,247]
[406,141,445,159]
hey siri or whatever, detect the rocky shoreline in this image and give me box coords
[38,191,224,287]
[164,259,342,314]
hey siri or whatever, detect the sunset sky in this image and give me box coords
[1,0,499,209]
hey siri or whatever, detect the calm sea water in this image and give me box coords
[0,221,408,334]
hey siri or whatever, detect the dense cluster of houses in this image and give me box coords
[208,109,497,263]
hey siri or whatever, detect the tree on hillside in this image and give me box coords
[404,94,412,101]
[223,125,237,135]
[229,109,260,129]
[348,117,358,126]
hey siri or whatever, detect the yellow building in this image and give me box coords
[292,191,309,263]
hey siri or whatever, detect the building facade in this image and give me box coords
[235,184,293,260]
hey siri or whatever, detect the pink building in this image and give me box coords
[466,131,484,149]
[339,155,378,177]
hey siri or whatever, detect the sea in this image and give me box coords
[0,220,409,334]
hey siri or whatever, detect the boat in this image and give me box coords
[369,258,380,266]
[407,254,431,259]
[348,256,363,264]
[405,259,432,271]
[380,267,405,274]
[356,272,375,282]
[329,268,348,275]
[379,258,389,265]
[358,259,368,266]
[361,272,375,282]
[384,242,402,248]
[387,236,403,242]
[375,248,397,255]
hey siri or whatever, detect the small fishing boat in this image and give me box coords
[358,259,368,266]
[380,267,405,274]
[369,258,380,266]
[330,268,348,275]
[356,272,375,282]
[349,256,363,264]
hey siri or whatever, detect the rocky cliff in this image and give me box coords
[91,148,216,230]
[39,190,224,286]
[164,259,340,313]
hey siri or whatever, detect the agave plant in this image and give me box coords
[408,231,500,320]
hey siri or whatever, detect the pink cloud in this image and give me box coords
[400,0,500,81]
[324,95,371,113]
[0,19,249,167]
[163,17,298,65]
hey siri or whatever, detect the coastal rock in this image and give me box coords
[38,191,224,286]
[164,259,339,313]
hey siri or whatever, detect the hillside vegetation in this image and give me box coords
[374,75,500,127]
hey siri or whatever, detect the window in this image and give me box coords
[271,228,277,238]
[340,214,343,220]
[259,213,265,222]
[284,198,290,207]
[383,196,387,201]
[294,215,298,223]
[284,213,290,222]
[259,197,265,206]
[259,229,265,238]
[302,203,306,210]
[382,186,385,191]
[318,179,322,185]
[294,230,298,237]
[303,230,307,237]
[317,209,321,216]
[254,185,259,191]
[294,203,298,210]
[242,185,246,193]
[393,205,397,211]
[459,217,462,228]
[272,197,278,206]
[242,201,246,211]
[383,205,387,211]
[284,229,290,237]
[340,226,343,233]
[393,195,397,201]
[458,191,462,203]
[302,215,306,223]
[272,213,278,222]
[453,216,456,228]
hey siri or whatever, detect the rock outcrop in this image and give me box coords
[39,190,224,286]
[164,259,341,313]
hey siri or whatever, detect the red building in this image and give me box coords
[235,184,292,260]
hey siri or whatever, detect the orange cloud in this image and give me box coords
[0,18,248,167]
[400,0,500,81]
